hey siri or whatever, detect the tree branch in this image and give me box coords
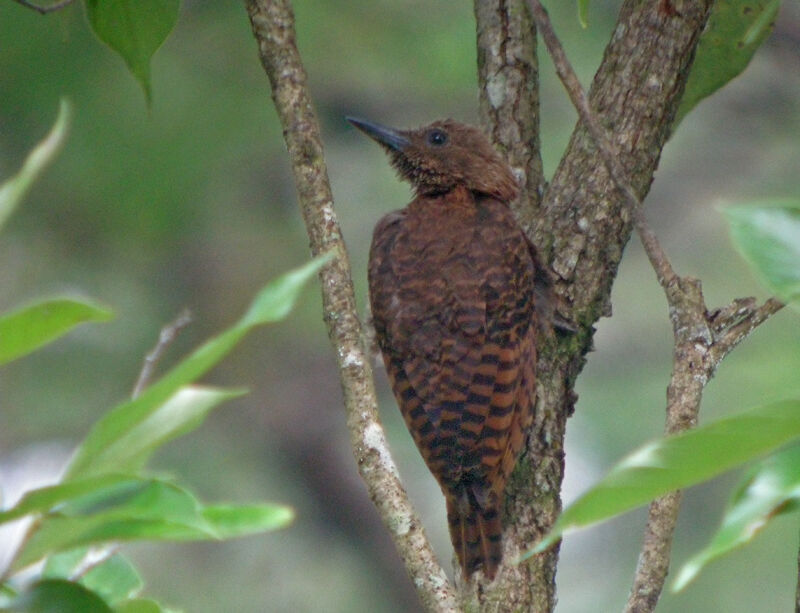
[626,284,782,612]
[244,1,458,610]
[541,0,714,321]
[625,277,710,613]
[476,0,716,608]
[709,297,785,363]
[471,3,567,610]
[526,3,785,611]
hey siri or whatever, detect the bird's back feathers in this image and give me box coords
[369,187,538,579]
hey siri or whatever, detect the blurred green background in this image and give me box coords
[1,1,799,611]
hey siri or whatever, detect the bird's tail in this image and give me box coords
[446,492,503,580]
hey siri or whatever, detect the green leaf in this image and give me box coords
[42,548,90,579]
[57,480,204,525]
[80,554,143,605]
[85,0,180,103]
[0,475,137,526]
[15,518,212,571]
[114,599,164,613]
[42,549,142,605]
[10,478,293,570]
[529,399,800,555]
[577,0,589,28]
[13,479,213,570]
[0,298,113,366]
[673,443,800,591]
[239,253,332,326]
[676,0,779,123]
[64,254,331,480]
[201,503,294,538]
[724,200,800,303]
[4,579,112,613]
[72,386,246,477]
[0,100,70,233]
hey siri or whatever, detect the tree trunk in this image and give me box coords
[469,1,714,610]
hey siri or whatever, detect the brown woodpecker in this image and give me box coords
[349,117,546,581]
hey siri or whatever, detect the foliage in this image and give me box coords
[0,107,330,612]
[725,200,800,304]
[576,0,589,28]
[0,298,113,366]
[532,400,800,552]
[676,0,780,123]
[85,0,179,103]
[673,443,800,590]
[0,100,69,232]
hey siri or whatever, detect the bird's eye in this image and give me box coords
[427,129,448,146]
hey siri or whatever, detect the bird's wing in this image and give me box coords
[468,234,537,501]
[369,207,536,498]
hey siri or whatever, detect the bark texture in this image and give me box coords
[541,1,714,317]
[475,0,544,233]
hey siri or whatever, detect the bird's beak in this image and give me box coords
[346,117,410,151]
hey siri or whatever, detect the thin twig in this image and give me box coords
[132,308,193,398]
[245,1,458,610]
[69,309,194,581]
[528,0,676,289]
[624,279,706,613]
[10,0,74,14]
[711,297,784,362]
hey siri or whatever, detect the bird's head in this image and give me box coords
[347,117,519,202]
